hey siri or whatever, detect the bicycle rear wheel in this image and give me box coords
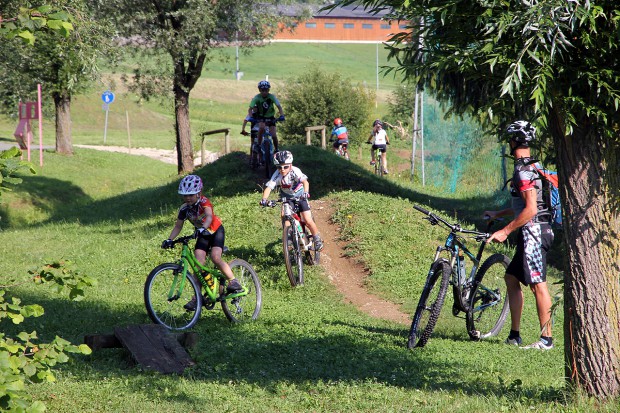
[144,263,202,331]
[221,259,262,323]
[466,253,511,340]
[407,259,450,349]
[282,224,304,286]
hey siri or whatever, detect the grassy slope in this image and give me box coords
[1,145,610,413]
[0,42,608,412]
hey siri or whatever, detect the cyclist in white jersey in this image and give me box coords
[259,151,324,251]
[367,119,390,174]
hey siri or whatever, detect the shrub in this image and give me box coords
[279,68,374,145]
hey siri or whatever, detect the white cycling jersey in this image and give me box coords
[370,128,388,145]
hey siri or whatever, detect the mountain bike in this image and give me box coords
[243,129,261,169]
[264,197,320,287]
[407,205,510,349]
[330,139,350,160]
[367,142,384,177]
[144,233,262,330]
[249,116,284,178]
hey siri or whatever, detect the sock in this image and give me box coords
[541,336,553,346]
[508,330,520,340]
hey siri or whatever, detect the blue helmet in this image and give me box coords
[258,80,271,90]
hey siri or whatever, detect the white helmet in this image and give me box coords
[178,175,203,195]
[273,150,293,166]
[506,120,536,146]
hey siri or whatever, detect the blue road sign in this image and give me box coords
[102,90,115,104]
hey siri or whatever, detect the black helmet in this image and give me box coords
[258,80,271,90]
[273,150,293,166]
[506,120,536,146]
[373,119,383,127]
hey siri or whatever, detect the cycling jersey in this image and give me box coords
[370,128,387,145]
[331,125,349,144]
[177,196,222,232]
[265,166,307,199]
[510,158,548,224]
[250,93,281,118]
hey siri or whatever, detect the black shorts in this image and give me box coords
[506,223,554,285]
[372,144,387,153]
[195,225,225,252]
[257,116,276,127]
[285,198,311,213]
[333,141,348,149]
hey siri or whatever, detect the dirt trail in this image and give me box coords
[312,199,410,325]
[80,145,410,325]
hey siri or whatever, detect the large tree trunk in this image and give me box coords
[173,84,194,174]
[550,109,620,398]
[54,93,72,155]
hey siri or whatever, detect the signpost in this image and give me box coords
[102,90,115,143]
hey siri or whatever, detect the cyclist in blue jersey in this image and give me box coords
[330,117,350,160]
[249,80,284,151]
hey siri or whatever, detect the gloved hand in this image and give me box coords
[161,239,174,249]
[301,192,310,200]
[241,130,249,136]
[277,115,285,122]
[260,198,269,207]
[196,227,212,236]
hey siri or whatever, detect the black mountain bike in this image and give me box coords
[264,197,319,286]
[407,205,510,349]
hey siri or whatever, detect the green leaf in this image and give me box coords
[17,30,36,45]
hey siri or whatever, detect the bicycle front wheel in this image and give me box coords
[283,224,304,286]
[304,227,320,266]
[466,253,510,340]
[407,259,450,349]
[221,259,262,323]
[144,263,202,331]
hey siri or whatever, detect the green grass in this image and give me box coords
[1,144,613,413]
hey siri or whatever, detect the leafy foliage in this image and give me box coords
[0,4,73,45]
[280,68,375,144]
[0,261,94,412]
[0,147,36,197]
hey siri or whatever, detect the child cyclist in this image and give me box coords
[259,151,324,251]
[367,119,390,174]
[249,80,285,151]
[161,174,242,311]
[330,117,350,160]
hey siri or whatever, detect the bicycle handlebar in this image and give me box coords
[262,196,303,209]
[413,204,491,241]
[247,116,285,124]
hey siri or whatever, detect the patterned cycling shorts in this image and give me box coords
[506,223,554,285]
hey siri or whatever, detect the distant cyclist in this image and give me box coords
[330,117,350,160]
[367,119,390,174]
[248,80,285,152]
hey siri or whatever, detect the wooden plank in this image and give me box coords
[114,324,194,374]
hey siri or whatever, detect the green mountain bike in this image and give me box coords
[144,233,262,330]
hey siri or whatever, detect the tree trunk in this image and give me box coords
[550,109,620,398]
[174,83,194,174]
[54,93,73,155]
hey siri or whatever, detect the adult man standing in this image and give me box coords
[484,120,555,350]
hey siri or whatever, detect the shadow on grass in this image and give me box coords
[9,145,506,229]
[6,289,564,405]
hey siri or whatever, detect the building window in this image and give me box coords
[305,22,317,29]
[325,23,335,29]
[381,24,391,29]
[362,24,373,29]
[343,23,354,29]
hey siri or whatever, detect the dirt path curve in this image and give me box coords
[312,199,410,325]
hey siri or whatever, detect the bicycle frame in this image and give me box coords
[170,236,247,303]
